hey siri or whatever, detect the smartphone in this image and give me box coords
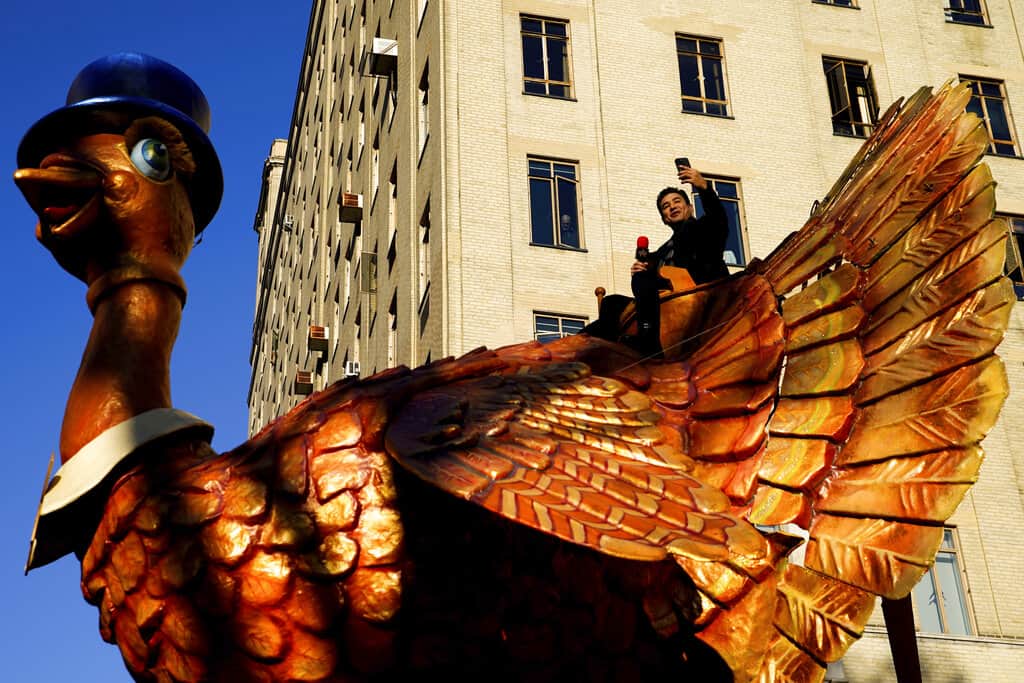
[675,157,690,170]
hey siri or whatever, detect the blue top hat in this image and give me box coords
[17,53,223,233]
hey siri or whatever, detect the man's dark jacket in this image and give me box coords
[653,186,730,285]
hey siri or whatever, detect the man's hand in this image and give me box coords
[631,260,649,275]
[677,165,708,191]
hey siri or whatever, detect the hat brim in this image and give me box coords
[17,96,223,233]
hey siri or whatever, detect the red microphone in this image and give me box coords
[635,236,650,263]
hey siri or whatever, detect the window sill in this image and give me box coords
[831,131,871,140]
[681,110,735,120]
[811,2,860,8]
[986,151,1023,160]
[523,91,577,102]
[945,19,993,28]
[529,242,588,253]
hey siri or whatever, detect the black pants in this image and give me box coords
[630,269,667,356]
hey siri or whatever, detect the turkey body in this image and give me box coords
[80,350,731,682]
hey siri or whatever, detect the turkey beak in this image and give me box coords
[14,164,103,240]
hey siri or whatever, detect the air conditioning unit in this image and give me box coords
[343,361,361,378]
[308,325,329,352]
[282,215,294,231]
[339,192,363,222]
[294,370,313,395]
[365,38,398,77]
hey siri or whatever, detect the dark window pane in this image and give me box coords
[521,18,542,33]
[676,37,698,53]
[722,202,745,266]
[981,81,1002,97]
[529,159,551,177]
[678,54,701,97]
[556,178,580,248]
[548,84,568,98]
[965,94,984,119]
[562,318,585,335]
[994,142,1016,156]
[553,163,576,179]
[522,35,545,79]
[529,178,554,244]
[833,120,855,136]
[547,38,569,82]
[682,100,703,113]
[524,81,547,95]
[546,21,567,37]
[699,41,720,56]
[715,181,738,199]
[704,59,725,100]
[706,102,726,117]
[985,100,1013,141]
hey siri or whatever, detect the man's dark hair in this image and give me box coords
[656,187,690,210]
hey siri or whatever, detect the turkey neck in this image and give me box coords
[60,279,182,463]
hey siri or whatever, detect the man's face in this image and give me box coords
[659,192,692,224]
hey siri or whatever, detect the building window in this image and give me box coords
[693,177,747,267]
[823,57,878,137]
[528,157,581,249]
[387,293,397,368]
[418,200,431,334]
[370,135,380,204]
[521,16,573,99]
[534,313,587,343]
[997,213,1024,300]
[418,63,429,156]
[962,76,1019,157]
[911,528,974,635]
[813,0,856,6]
[676,35,730,116]
[946,0,988,25]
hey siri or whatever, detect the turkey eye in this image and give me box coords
[129,138,171,180]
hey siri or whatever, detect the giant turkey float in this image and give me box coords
[14,53,1013,682]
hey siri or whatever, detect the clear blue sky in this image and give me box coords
[0,2,310,679]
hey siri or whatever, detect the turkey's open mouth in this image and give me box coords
[14,156,102,237]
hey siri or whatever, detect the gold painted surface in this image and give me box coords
[758,437,833,490]
[858,279,1013,404]
[201,517,257,565]
[781,264,863,327]
[353,507,403,566]
[820,446,981,521]
[785,306,865,353]
[769,397,854,439]
[748,484,810,526]
[807,514,943,598]
[842,356,1008,464]
[773,564,874,662]
[780,340,864,397]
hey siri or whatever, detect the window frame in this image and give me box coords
[417,62,430,160]
[534,312,588,343]
[823,56,879,138]
[520,15,574,100]
[812,0,857,6]
[996,212,1024,300]
[961,75,1020,157]
[692,176,749,268]
[945,0,990,26]
[527,156,584,250]
[675,34,731,117]
[911,528,976,636]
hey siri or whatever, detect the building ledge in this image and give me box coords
[862,626,1024,648]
